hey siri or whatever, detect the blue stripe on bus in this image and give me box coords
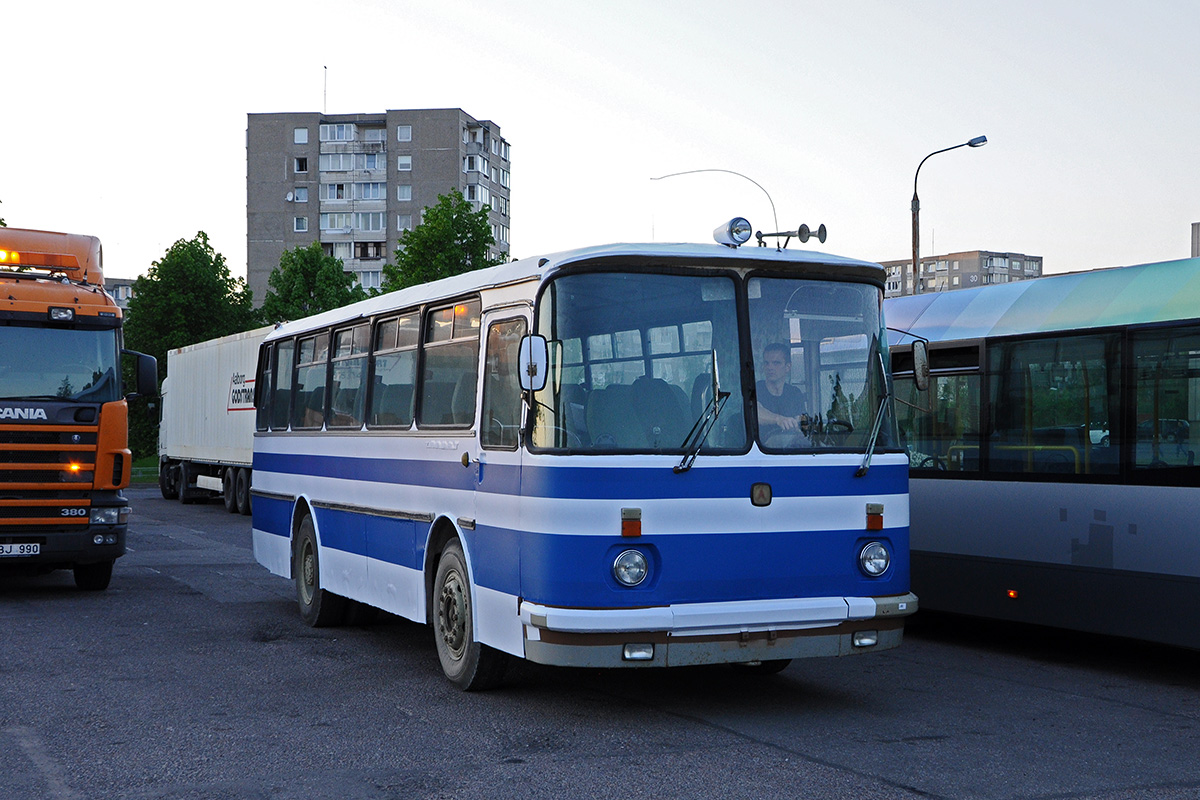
[253,451,907,500]
[252,494,909,607]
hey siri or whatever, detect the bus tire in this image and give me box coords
[222,470,238,513]
[295,513,346,627]
[235,468,252,516]
[159,461,179,500]
[433,540,508,691]
[74,559,113,591]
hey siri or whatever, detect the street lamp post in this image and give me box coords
[911,135,987,295]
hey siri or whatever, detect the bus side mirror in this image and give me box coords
[518,335,549,392]
[912,341,930,392]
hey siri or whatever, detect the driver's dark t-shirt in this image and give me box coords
[757,381,805,440]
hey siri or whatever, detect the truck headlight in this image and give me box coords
[90,507,125,525]
[613,550,648,587]
[859,541,891,576]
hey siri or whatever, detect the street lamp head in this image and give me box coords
[968,135,988,148]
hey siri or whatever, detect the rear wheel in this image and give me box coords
[295,513,346,627]
[74,560,114,591]
[433,540,508,690]
[222,470,238,513]
[178,462,200,504]
[235,468,252,516]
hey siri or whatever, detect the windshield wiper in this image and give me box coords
[854,348,890,478]
[675,352,729,474]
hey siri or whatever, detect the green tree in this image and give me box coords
[123,232,257,458]
[260,241,367,324]
[381,189,503,292]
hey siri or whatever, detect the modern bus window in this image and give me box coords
[256,343,274,432]
[530,271,744,453]
[481,317,527,449]
[1132,325,1199,472]
[986,333,1119,475]
[370,311,419,428]
[270,339,295,431]
[748,278,891,452]
[292,332,330,430]
[896,371,981,471]
[329,324,370,429]
[418,299,481,428]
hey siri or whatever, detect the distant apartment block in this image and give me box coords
[880,250,1043,298]
[106,277,135,310]
[246,109,511,303]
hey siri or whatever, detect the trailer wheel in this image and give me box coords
[235,468,252,516]
[295,513,346,627]
[433,539,508,690]
[74,559,113,591]
[222,470,238,513]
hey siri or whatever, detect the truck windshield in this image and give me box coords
[0,325,121,403]
[529,270,746,453]
[747,276,894,452]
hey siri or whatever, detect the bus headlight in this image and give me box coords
[859,541,891,577]
[613,549,648,587]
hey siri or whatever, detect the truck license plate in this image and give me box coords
[0,543,40,557]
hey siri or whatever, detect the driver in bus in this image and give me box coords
[757,342,810,442]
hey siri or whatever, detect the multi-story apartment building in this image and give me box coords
[880,250,1043,298]
[246,109,510,303]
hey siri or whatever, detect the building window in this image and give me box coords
[357,271,382,290]
[294,157,308,174]
[398,214,413,231]
[499,168,510,188]
[396,185,412,202]
[397,155,412,172]
[319,153,354,172]
[356,153,382,170]
[354,241,385,259]
[320,213,354,231]
[352,182,386,200]
[319,123,356,142]
[463,155,488,174]
[354,212,385,232]
[464,184,491,205]
[294,128,308,144]
[321,183,347,201]
[294,216,308,233]
[363,128,385,142]
[324,241,352,261]
[397,125,412,142]
[294,187,309,203]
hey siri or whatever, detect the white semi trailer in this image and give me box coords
[158,326,274,513]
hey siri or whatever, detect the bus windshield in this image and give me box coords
[530,270,746,452]
[0,325,121,403]
[529,269,894,455]
[748,276,892,453]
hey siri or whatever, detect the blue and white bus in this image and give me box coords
[251,223,918,688]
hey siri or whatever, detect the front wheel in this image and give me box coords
[159,462,178,500]
[433,540,508,691]
[295,513,346,627]
[74,560,114,591]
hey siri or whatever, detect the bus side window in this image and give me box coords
[419,299,481,428]
[481,318,527,449]
[292,331,329,430]
[271,339,295,431]
[256,343,274,432]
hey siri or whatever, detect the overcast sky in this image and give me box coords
[5,0,1198,282]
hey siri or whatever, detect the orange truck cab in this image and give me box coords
[0,228,156,590]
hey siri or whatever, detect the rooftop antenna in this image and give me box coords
[650,169,778,236]
[323,66,327,114]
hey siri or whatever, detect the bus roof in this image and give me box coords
[266,241,884,343]
[886,256,1200,345]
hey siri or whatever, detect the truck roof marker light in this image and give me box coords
[0,249,19,263]
[713,217,752,248]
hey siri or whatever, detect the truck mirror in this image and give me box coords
[912,341,930,392]
[518,335,549,392]
[123,350,158,397]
